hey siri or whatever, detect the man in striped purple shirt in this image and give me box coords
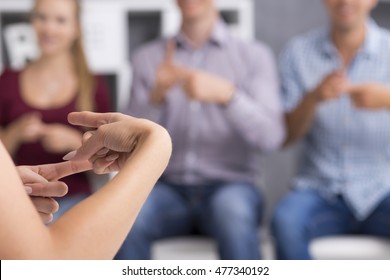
[119,0,285,260]
[272,0,390,259]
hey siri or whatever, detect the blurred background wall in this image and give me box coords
[254,0,325,221]
[255,0,326,54]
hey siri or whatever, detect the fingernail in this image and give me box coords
[97,148,110,156]
[25,186,32,194]
[105,154,119,162]
[97,120,107,127]
[63,151,77,161]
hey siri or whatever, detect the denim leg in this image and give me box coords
[200,182,263,260]
[361,191,390,237]
[271,189,356,260]
[115,181,193,260]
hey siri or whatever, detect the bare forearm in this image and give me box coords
[284,91,319,146]
[47,124,171,259]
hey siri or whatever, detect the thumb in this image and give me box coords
[63,129,104,162]
[175,65,193,82]
[164,39,176,62]
[345,83,360,95]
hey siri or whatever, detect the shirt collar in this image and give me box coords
[321,19,381,59]
[174,18,229,49]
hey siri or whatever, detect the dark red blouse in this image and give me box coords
[0,69,112,196]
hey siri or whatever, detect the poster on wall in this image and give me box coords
[0,11,37,69]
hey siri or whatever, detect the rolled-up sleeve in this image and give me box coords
[223,44,285,152]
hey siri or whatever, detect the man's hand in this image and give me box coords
[311,70,348,103]
[17,161,92,224]
[181,69,235,105]
[347,82,390,109]
[151,40,235,105]
[151,40,183,104]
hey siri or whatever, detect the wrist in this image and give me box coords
[129,118,159,138]
[150,87,168,105]
[383,88,390,109]
[220,84,236,106]
[123,119,171,162]
[308,88,322,106]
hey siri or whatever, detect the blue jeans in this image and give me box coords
[115,180,263,260]
[271,189,390,259]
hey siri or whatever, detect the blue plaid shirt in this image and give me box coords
[281,20,390,220]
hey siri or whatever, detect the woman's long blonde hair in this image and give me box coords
[34,0,95,112]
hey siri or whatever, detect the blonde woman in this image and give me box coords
[0,0,111,222]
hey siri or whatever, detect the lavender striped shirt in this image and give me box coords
[126,20,285,186]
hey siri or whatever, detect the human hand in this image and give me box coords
[347,82,390,110]
[17,161,91,224]
[63,112,167,174]
[11,112,43,144]
[41,123,82,154]
[181,69,235,105]
[311,70,348,103]
[151,40,182,104]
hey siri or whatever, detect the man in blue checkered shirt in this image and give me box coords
[272,0,390,259]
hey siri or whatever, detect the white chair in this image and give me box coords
[152,229,275,260]
[153,237,218,260]
[310,236,390,260]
